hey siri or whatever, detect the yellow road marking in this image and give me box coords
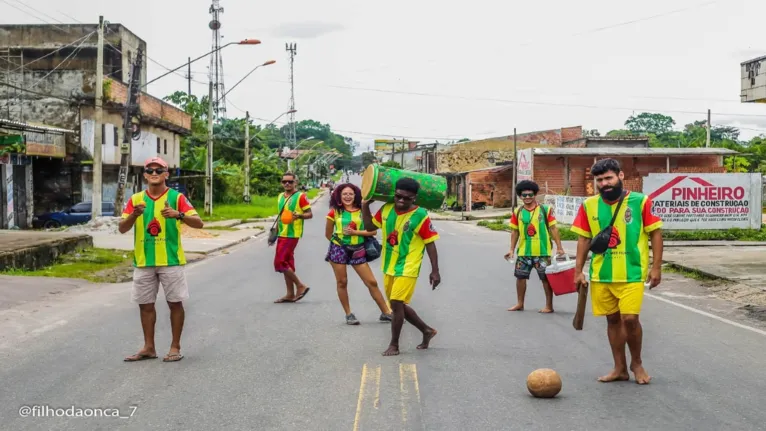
[353,363,382,431]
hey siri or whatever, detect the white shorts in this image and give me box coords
[132,266,189,304]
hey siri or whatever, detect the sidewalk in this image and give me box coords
[90,226,267,254]
[556,239,766,292]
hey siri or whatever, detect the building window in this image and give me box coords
[113,125,118,146]
[164,139,167,154]
[157,137,160,153]
[101,124,106,145]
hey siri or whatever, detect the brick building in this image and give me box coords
[531,147,735,196]
[0,23,190,215]
[443,128,736,210]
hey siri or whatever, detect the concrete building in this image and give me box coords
[379,143,446,173]
[0,119,75,228]
[0,23,190,217]
[437,126,584,174]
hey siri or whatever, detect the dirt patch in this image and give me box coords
[91,262,135,283]
[705,283,766,307]
[181,225,215,239]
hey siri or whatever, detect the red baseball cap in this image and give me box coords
[144,157,168,168]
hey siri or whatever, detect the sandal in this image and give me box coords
[124,353,158,362]
[293,287,311,302]
[163,353,184,362]
[274,297,295,303]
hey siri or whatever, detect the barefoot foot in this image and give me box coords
[507,304,524,311]
[417,328,437,349]
[597,369,630,382]
[538,307,554,313]
[382,345,400,356]
[631,364,651,385]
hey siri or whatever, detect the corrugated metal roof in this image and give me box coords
[455,164,514,175]
[0,118,75,134]
[532,147,738,156]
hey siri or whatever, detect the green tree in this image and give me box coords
[625,112,675,135]
[381,160,402,169]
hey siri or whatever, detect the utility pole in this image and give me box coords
[285,42,297,149]
[243,110,250,202]
[401,139,406,167]
[512,127,518,208]
[205,81,214,215]
[187,57,192,95]
[114,46,143,215]
[92,15,104,219]
[706,109,711,148]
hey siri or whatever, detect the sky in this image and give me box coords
[3,0,766,154]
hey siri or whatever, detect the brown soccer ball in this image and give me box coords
[526,368,562,398]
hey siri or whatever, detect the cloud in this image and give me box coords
[270,21,345,39]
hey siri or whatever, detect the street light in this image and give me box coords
[143,39,262,88]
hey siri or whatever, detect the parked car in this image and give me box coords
[33,201,116,229]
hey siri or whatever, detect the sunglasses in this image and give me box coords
[520,193,535,198]
[394,193,415,201]
[145,168,166,175]
[282,180,295,184]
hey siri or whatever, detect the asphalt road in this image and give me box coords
[1,178,766,430]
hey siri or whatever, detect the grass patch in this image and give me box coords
[662,263,723,282]
[1,247,134,283]
[199,189,320,222]
[476,220,579,240]
[203,226,239,231]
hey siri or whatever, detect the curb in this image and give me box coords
[196,230,265,255]
[662,261,734,284]
[230,191,330,225]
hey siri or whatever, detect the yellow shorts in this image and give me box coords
[384,275,417,304]
[591,282,645,316]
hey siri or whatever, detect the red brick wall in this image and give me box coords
[533,155,726,196]
[106,79,191,132]
[468,169,515,207]
[561,126,583,143]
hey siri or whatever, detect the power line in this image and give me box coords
[266,77,745,106]
[26,33,92,90]
[259,79,766,120]
[250,115,471,141]
[9,0,68,26]
[56,9,84,24]
[0,0,71,34]
[352,0,724,74]
[103,27,208,86]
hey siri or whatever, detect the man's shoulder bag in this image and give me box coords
[587,192,626,255]
[268,193,296,246]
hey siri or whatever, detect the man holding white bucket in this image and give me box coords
[504,180,566,313]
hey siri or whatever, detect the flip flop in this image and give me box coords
[274,297,295,303]
[124,353,158,362]
[163,353,184,362]
[293,287,311,302]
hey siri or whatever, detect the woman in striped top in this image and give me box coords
[325,183,393,325]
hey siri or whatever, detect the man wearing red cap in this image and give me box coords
[119,157,203,363]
